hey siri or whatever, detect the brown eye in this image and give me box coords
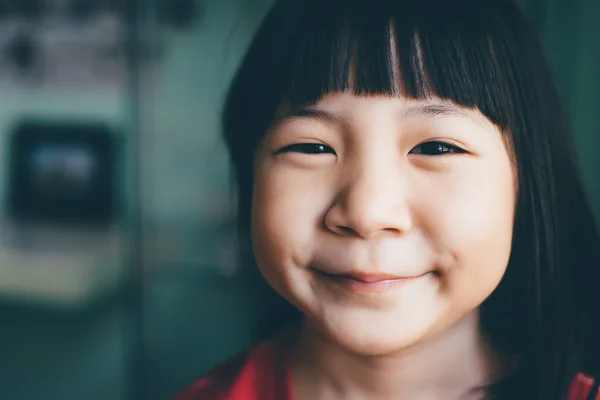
[410,141,465,156]
[276,143,335,155]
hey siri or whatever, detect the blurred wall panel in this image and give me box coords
[536,0,600,219]
[141,0,274,399]
[142,0,272,274]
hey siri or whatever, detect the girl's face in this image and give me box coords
[252,92,516,355]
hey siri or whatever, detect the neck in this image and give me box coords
[292,310,506,400]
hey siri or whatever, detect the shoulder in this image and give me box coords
[173,336,293,400]
[569,372,599,400]
[173,350,250,400]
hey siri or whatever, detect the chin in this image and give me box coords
[312,310,434,357]
[332,325,422,357]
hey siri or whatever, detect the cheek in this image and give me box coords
[250,166,325,280]
[419,158,515,300]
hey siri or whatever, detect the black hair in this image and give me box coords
[221,0,600,398]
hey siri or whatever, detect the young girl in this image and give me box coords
[176,0,600,398]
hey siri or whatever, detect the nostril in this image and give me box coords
[337,226,358,236]
[383,227,402,234]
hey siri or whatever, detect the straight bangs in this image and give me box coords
[269,0,517,132]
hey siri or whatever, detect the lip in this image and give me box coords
[313,269,428,294]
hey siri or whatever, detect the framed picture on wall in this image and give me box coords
[7,119,117,225]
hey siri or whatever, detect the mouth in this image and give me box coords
[312,269,429,293]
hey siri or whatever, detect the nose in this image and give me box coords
[324,164,412,240]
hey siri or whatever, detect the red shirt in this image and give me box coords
[174,334,293,400]
[175,336,598,400]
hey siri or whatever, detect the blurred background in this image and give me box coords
[0,0,596,399]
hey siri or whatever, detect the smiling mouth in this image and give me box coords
[312,269,429,293]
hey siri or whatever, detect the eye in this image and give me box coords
[276,143,336,155]
[410,141,466,156]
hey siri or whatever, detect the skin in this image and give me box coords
[251,92,516,399]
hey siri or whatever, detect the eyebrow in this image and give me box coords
[270,101,477,129]
[272,107,347,128]
[399,102,474,120]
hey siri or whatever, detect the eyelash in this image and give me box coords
[275,141,465,156]
[409,141,466,156]
[275,143,336,155]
